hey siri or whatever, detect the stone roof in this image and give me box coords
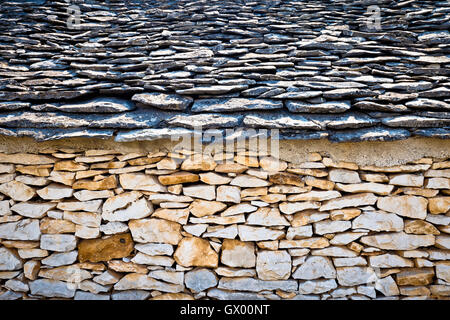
[0,0,449,142]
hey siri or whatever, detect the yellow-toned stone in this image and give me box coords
[48,171,75,186]
[215,163,248,173]
[152,208,189,225]
[168,184,183,195]
[24,260,40,280]
[40,218,76,234]
[16,165,51,177]
[156,157,182,170]
[174,237,219,268]
[234,155,259,168]
[269,172,303,186]
[279,238,329,249]
[241,187,268,197]
[304,176,335,190]
[322,157,358,170]
[73,175,117,191]
[330,208,362,221]
[396,187,439,198]
[158,172,199,185]
[0,153,55,165]
[360,172,389,183]
[128,157,164,166]
[347,242,364,253]
[78,233,134,263]
[287,168,328,178]
[396,268,435,286]
[428,197,450,214]
[181,155,217,171]
[189,200,227,218]
[54,160,88,171]
[1,240,39,249]
[257,241,279,251]
[260,194,286,203]
[307,152,322,162]
[259,156,287,172]
[107,260,148,274]
[405,220,440,235]
[91,161,126,169]
[291,210,329,227]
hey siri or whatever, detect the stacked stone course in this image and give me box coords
[0,149,449,300]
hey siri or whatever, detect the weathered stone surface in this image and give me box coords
[72,176,117,191]
[320,193,378,211]
[189,200,226,218]
[336,267,377,286]
[103,198,153,222]
[37,183,74,200]
[369,254,414,268]
[158,172,199,185]
[29,279,76,298]
[279,201,320,214]
[297,279,337,295]
[40,234,77,252]
[375,276,399,297]
[335,183,394,195]
[131,253,174,267]
[0,153,54,165]
[314,220,351,235]
[0,247,22,271]
[57,200,102,212]
[183,184,216,201]
[436,263,450,283]
[396,269,435,286]
[185,269,218,293]
[269,172,303,186]
[132,93,193,111]
[129,218,182,245]
[0,219,41,240]
[292,256,336,280]
[216,186,241,203]
[199,172,232,185]
[377,196,428,219]
[256,250,291,280]
[0,181,35,201]
[119,173,166,192]
[230,175,270,188]
[114,273,183,293]
[329,169,361,184]
[181,156,217,171]
[192,98,282,113]
[38,265,91,283]
[390,174,424,187]
[352,211,404,232]
[78,233,134,263]
[173,237,219,268]
[428,197,450,214]
[41,251,78,267]
[238,225,284,242]
[404,220,440,235]
[247,207,290,226]
[11,202,56,218]
[221,239,256,268]
[360,232,435,250]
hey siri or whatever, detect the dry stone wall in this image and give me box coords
[0,148,449,300]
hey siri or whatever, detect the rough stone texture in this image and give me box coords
[173,237,219,268]
[78,233,134,263]
[0,149,447,300]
